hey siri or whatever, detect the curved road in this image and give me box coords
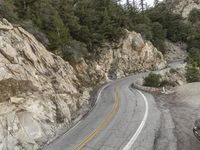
[44,74,161,150]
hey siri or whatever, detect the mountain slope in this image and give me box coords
[0,18,165,150]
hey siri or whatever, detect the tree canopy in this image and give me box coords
[0,0,200,63]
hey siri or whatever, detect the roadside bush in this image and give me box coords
[143,73,161,87]
[187,48,200,67]
[189,9,200,23]
[188,34,200,50]
[160,80,176,87]
[185,65,200,83]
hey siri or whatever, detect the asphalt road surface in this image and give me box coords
[44,75,160,150]
[44,61,200,150]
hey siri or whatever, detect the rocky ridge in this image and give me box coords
[74,30,166,83]
[165,0,200,18]
[0,18,165,150]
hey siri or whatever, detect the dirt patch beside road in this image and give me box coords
[154,83,200,150]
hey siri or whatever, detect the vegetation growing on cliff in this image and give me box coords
[0,0,200,63]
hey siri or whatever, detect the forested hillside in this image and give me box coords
[0,0,200,64]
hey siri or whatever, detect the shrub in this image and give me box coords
[160,80,176,87]
[187,48,200,67]
[185,65,200,83]
[134,24,153,40]
[143,73,161,87]
[189,9,200,23]
[62,40,88,62]
[151,22,166,53]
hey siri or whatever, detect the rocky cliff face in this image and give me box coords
[74,30,166,84]
[0,18,165,150]
[0,19,91,150]
[165,0,200,18]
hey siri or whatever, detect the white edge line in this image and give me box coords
[96,82,111,104]
[123,90,149,150]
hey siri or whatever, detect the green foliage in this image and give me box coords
[188,32,200,50]
[151,22,166,53]
[134,14,151,25]
[185,65,200,83]
[144,73,162,87]
[134,24,153,40]
[74,0,126,49]
[62,40,88,62]
[189,9,200,23]
[147,4,194,43]
[0,0,129,60]
[143,72,174,87]
[186,38,200,83]
[187,48,200,67]
[1,0,200,62]
[160,80,175,87]
[0,0,18,21]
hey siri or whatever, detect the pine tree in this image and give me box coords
[140,0,145,13]
[126,0,131,10]
[154,0,159,6]
[0,0,18,21]
[145,2,150,10]
[132,0,137,8]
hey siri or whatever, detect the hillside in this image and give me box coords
[0,0,200,149]
[1,0,199,59]
[0,18,165,149]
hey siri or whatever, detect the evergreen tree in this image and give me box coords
[132,0,137,8]
[140,0,145,13]
[154,0,159,6]
[0,0,18,21]
[1,0,199,62]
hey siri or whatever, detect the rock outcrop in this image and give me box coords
[0,18,165,150]
[165,0,200,18]
[0,18,90,150]
[74,30,166,83]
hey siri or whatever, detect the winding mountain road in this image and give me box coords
[44,74,160,150]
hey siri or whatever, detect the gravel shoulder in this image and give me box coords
[154,83,200,150]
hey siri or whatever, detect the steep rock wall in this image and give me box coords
[0,19,91,150]
[74,30,166,83]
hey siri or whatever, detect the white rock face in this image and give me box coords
[166,0,200,18]
[75,30,166,81]
[0,19,166,150]
[0,19,90,150]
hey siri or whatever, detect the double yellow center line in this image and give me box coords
[74,86,120,150]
